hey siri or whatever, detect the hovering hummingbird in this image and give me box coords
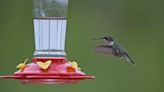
[94,36,135,64]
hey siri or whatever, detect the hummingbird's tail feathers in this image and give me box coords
[123,52,135,64]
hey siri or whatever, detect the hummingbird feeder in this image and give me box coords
[0,0,94,84]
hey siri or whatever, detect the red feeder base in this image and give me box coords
[0,57,95,84]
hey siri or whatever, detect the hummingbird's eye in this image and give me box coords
[104,37,107,39]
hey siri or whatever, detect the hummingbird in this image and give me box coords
[94,36,135,64]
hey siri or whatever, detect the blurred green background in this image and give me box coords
[0,0,164,92]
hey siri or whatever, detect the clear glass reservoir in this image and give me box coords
[33,0,68,57]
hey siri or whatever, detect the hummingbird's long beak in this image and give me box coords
[92,37,104,40]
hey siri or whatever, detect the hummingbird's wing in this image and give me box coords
[94,45,135,64]
[94,45,114,55]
